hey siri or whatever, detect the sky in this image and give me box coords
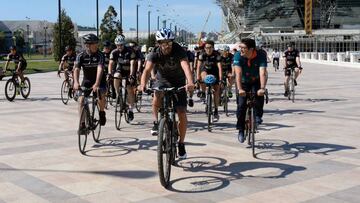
[0,0,222,33]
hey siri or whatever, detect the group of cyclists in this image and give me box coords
[1,28,303,160]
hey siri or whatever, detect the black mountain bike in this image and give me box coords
[60,70,74,105]
[114,76,130,130]
[77,87,102,154]
[4,70,31,102]
[154,86,185,188]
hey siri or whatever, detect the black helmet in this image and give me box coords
[83,34,99,44]
[65,45,73,51]
[102,40,111,48]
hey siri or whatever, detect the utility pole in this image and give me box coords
[136,4,139,44]
[96,0,99,37]
[58,0,62,57]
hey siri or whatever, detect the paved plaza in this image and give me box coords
[0,62,359,203]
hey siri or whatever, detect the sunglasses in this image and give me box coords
[205,46,213,50]
[159,41,173,46]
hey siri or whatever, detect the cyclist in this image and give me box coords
[74,34,107,134]
[196,40,223,121]
[182,43,195,107]
[283,43,302,97]
[220,45,234,98]
[58,46,76,82]
[272,48,280,70]
[233,38,267,143]
[139,28,195,159]
[102,40,116,99]
[3,46,27,85]
[108,35,137,121]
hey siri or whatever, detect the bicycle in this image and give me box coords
[204,75,217,132]
[105,77,115,109]
[4,70,31,102]
[77,87,102,154]
[273,59,279,72]
[152,86,185,188]
[60,70,74,105]
[134,71,143,112]
[244,88,269,158]
[114,76,131,130]
[220,76,230,117]
[287,65,296,103]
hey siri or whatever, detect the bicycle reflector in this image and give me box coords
[204,74,216,85]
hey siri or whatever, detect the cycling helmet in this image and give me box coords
[223,45,230,51]
[155,28,175,41]
[82,33,99,44]
[9,46,16,50]
[114,35,125,45]
[204,74,217,85]
[102,40,111,48]
[65,45,73,51]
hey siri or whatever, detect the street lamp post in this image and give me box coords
[58,0,62,58]
[157,16,160,30]
[136,4,139,44]
[26,25,30,57]
[96,0,99,37]
[44,26,48,57]
[148,10,151,46]
[120,0,123,28]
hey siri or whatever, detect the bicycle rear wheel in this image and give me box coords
[91,100,101,143]
[157,118,172,188]
[207,91,213,132]
[5,79,16,102]
[20,77,31,99]
[78,106,90,154]
[135,91,142,112]
[115,95,123,130]
[61,80,70,105]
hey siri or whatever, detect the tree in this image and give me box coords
[146,34,156,50]
[13,30,26,52]
[100,6,122,46]
[53,9,77,61]
[0,32,6,53]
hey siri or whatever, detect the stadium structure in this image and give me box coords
[216,0,360,53]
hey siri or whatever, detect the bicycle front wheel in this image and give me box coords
[20,77,31,99]
[61,80,70,105]
[250,108,256,157]
[135,91,142,112]
[91,100,101,143]
[157,118,172,188]
[223,87,229,116]
[290,73,295,102]
[115,96,123,130]
[78,106,90,154]
[207,92,213,132]
[5,79,16,102]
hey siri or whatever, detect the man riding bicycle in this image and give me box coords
[272,48,280,70]
[3,46,27,85]
[220,45,234,98]
[139,28,194,159]
[234,38,268,143]
[108,35,137,121]
[58,46,76,81]
[283,43,302,97]
[196,40,223,121]
[74,34,107,134]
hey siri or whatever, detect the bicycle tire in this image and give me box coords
[61,80,70,105]
[207,91,212,132]
[115,95,123,130]
[5,79,16,102]
[245,108,251,146]
[291,73,295,103]
[91,99,101,143]
[223,86,229,116]
[78,106,89,154]
[157,118,172,188]
[20,77,31,99]
[135,91,142,112]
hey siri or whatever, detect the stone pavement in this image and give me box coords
[0,63,359,203]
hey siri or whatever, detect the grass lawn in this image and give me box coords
[1,60,59,76]
[24,54,55,60]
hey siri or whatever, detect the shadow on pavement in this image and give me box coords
[168,156,306,193]
[254,139,356,161]
[264,108,325,116]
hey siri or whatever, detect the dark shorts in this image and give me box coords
[200,67,220,82]
[18,63,27,71]
[153,81,187,109]
[284,64,297,76]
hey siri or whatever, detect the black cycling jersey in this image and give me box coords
[146,42,187,88]
[102,51,111,74]
[283,49,300,66]
[186,50,195,63]
[110,47,137,72]
[199,51,221,80]
[7,52,27,66]
[61,53,76,70]
[75,50,106,87]
[221,53,233,72]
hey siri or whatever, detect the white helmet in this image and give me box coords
[114,35,125,45]
[155,28,175,41]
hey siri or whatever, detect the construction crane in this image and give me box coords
[198,11,211,45]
